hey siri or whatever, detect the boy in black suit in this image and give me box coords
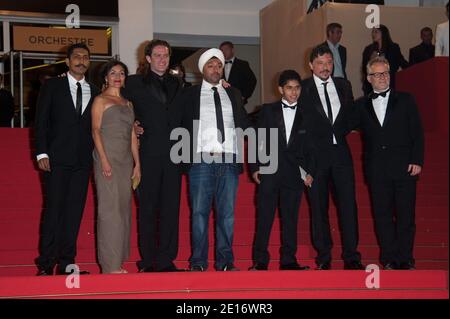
[249,70,315,271]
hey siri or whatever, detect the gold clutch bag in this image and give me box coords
[132,176,140,190]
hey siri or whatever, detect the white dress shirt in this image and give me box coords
[36,72,92,161]
[197,80,236,154]
[67,72,91,115]
[313,75,341,144]
[281,99,297,142]
[435,21,449,57]
[327,40,345,78]
[372,89,390,126]
[224,56,235,81]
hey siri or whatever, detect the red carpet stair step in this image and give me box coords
[0,271,447,299]
[0,128,448,298]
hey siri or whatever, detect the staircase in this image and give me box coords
[0,128,447,299]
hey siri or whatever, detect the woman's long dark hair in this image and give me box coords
[375,24,395,52]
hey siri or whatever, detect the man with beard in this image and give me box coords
[301,45,364,271]
[180,49,251,272]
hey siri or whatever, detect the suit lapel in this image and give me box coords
[63,77,78,117]
[308,81,329,122]
[333,79,345,125]
[273,102,288,147]
[365,97,382,128]
[228,58,238,82]
[144,74,167,104]
[287,106,303,147]
[383,91,397,128]
[166,77,181,105]
[193,85,202,121]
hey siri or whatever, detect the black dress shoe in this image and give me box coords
[398,262,416,270]
[138,266,155,273]
[36,268,53,276]
[383,262,398,270]
[280,263,310,271]
[248,263,268,271]
[220,264,240,271]
[344,261,365,270]
[156,265,186,272]
[316,262,331,270]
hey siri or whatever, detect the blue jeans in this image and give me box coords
[188,162,239,270]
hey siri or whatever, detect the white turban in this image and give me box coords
[198,48,225,74]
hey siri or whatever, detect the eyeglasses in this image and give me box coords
[369,71,390,79]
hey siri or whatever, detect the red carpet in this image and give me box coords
[0,128,448,299]
[0,271,447,299]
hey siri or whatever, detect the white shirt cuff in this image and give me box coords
[37,154,49,161]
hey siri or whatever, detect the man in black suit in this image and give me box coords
[123,40,184,272]
[351,56,424,270]
[35,43,99,276]
[220,41,257,105]
[248,70,315,271]
[177,48,251,272]
[322,23,347,79]
[301,45,363,270]
[409,27,435,66]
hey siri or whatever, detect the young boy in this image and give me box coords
[249,70,315,270]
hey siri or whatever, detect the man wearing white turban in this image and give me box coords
[178,48,252,272]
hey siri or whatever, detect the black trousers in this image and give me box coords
[253,181,303,266]
[309,160,361,264]
[37,166,90,272]
[369,177,417,265]
[137,155,181,271]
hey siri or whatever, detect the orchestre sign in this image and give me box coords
[13,26,108,54]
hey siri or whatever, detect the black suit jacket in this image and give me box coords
[225,58,257,104]
[300,77,355,168]
[34,76,99,168]
[351,91,424,181]
[123,73,183,158]
[409,43,435,66]
[179,85,251,174]
[322,41,347,79]
[249,101,316,190]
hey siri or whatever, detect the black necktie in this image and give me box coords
[370,88,391,100]
[225,60,233,64]
[158,76,168,104]
[212,87,225,144]
[76,82,82,117]
[322,82,333,124]
[282,102,297,110]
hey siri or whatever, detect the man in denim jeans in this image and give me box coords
[178,49,251,271]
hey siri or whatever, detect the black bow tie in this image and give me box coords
[225,60,233,64]
[370,89,391,100]
[282,102,297,110]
